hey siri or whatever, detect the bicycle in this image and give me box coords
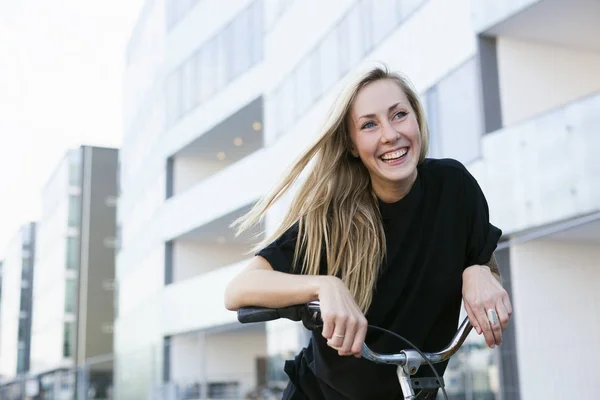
[237,301,474,400]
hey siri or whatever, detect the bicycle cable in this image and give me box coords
[367,325,449,400]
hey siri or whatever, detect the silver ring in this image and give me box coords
[487,309,499,325]
[333,334,345,339]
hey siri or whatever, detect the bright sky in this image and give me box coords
[0,0,144,253]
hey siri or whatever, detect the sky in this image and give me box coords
[0,0,144,252]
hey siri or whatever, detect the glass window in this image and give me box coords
[218,26,234,86]
[181,58,194,114]
[250,1,264,65]
[295,58,313,118]
[359,0,374,54]
[166,71,181,126]
[319,32,340,93]
[398,0,424,21]
[278,78,296,136]
[63,322,73,357]
[436,57,482,163]
[66,237,78,270]
[345,4,367,65]
[68,195,80,228]
[203,36,219,96]
[310,50,323,101]
[193,50,203,106]
[69,160,81,187]
[424,86,441,158]
[65,278,76,313]
[233,8,251,78]
[372,0,398,44]
[208,382,239,398]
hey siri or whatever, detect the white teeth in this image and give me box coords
[380,148,408,160]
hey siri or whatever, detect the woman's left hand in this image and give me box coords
[462,265,513,349]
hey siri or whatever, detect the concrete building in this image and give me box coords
[29,146,118,399]
[118,0,600,398]
[0,223,36,398]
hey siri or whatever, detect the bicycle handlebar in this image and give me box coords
[237,301,473,367]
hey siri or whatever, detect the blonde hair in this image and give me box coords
[235,65,429,312]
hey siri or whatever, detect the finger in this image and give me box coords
[351,317,368,357]
[503,295,513,317]
[327,317,347,349]
[487,308,503,346]
[475,306,496,348]
[321,314,334,340]
[340,317,358,354]
[495,300,510,332]
[464,301,481,335]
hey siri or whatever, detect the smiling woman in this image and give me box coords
[225,65,511,400]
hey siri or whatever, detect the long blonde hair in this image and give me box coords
[235,65,430,312]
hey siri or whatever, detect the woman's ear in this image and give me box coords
[349,145,359,158]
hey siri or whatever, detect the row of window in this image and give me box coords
[270,0,427,138]
[422,57,483,164]
[166,0,201,30]
[165,1,264,127]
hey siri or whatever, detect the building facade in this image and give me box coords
[28,146,118,399]
[118,0,600,398]
[0,223,36,398]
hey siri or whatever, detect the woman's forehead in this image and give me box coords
[351,80,409,117]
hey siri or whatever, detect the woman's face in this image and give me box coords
[349,79,422,201]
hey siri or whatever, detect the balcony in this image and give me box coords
[472,90,600,235]
[473,0,600,54]
[161,260,249,336]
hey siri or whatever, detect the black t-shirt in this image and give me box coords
[257,158,502,399]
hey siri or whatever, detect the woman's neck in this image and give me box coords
[374,170,418,203]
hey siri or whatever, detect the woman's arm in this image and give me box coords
[224,255,368,357]
[462,254,513,349]
[224,255,329,310]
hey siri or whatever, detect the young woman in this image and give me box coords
[225,66,512,399]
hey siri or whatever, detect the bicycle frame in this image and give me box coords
[237,301,473,400]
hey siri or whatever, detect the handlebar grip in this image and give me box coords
[237,306,282,323]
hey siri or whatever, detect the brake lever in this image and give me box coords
[299,303,323,330]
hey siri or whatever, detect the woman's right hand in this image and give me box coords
[317,276,368,358]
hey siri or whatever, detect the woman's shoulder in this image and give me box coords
[420,157,473,182]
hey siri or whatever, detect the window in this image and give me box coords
[166,70,181,127]
[319,32,340,93]
[250,1,264,64]
[181,58,195,114]
[425,86,441,157]
[208,382,239,398]
[218,27,233,86]
[17,347,26,373]
[166,2,264,124]
[233,8,251,78]
[65,278,76,313]
[68,195,80,227]
[436,57,482,163]
[69,149,82,187]
[398,0,425,21]
[63,322,73,357]
[202,38,219,98]
[371,0,398,44]
[345,4,367,66]
[277,78,296,136]
[359,0,374,54]
[193,50,204,105]
[309,50,323,101]
[295,58,314,118]
[66,237,78,270]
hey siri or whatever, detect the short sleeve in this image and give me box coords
[256,223,301,274]
[463,169,502,267]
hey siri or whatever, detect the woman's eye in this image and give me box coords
[394,111,407,119]
[361,121,375,129]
